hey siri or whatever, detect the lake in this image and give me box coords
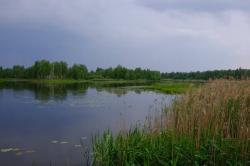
[0,82,175,166]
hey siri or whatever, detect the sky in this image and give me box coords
[0,0,250,72]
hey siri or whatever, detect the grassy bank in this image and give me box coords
[93,80,250,165]
[143,81,199,94]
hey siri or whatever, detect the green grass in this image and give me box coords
[93,80,250,165]
[93,129,248,166]
[144,81,200,94]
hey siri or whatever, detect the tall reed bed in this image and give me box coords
[93,80,250,165]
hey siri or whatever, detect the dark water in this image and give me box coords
[0,82,175,166]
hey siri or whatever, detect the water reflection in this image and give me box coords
[0,81,174,166]
[0,81,148,102]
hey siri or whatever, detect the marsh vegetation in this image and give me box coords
[93,80,250,165]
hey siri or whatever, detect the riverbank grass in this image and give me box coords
[144,81,198,94]
[93,80,250,165]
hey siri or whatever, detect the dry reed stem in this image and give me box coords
[161,80,250,150]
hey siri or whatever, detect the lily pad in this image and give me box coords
[1,148,13,153]
[16,152,23,156]
[74,144,82,148]
[81,137,87,140]
[50,140,59,144]
[12,148,20,152]
[60,141,69,144]
[25,150,35,153]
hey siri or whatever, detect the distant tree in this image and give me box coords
[149,71,161,80]
[134,68,142,79]
[103,67,114,78]
[52,61,68,79]
[12,65,25,78]
[125,69,135,80]
[68,64,88,80]
[113,65,127,79]
[2,68,13,78]
[96,67,104,74]
[33,60,52,79]
[24,66,35,78]
[0,59,250,81]
[95,67,104,78]
[0,67,3,78]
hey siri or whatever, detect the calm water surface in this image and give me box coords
[0,82,175,166]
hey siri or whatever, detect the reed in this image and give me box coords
[93,80,250,165]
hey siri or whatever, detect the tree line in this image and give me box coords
[161,68,250,80]
[0,60,88,80]
[0,60,161,80]
[0,60,249,80]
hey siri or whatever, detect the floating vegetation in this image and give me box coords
[15,152,23,156]
[74,144,82,148]
[51,139,85,148]
[1,148,14,153]
[144,81,196,94]
[81,137,87,140]
[0,148,22,153]
[50,140,59,144]
[1,147,35,156]
[25,150,36,153]
[60,141,69,144]
[50,140,70,144]
[12,148,20,152]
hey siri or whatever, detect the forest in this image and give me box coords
[0,59,249,80]
[0,60,161,80]
[161,68,250,80]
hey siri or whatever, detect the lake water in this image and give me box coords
[0,82,175,166]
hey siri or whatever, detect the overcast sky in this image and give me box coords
[0,0,250,72]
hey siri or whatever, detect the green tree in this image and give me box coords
[12,65,25,78]
[52,61,68,79]
[103,67,114,78]
[0,67,3,78]
[134,68,142,79]
[33,60,52,79]
[68,64,88,80]
[113,65,127,79]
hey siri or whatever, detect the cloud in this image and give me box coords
[0,0,249,71]
[136,0,250,12]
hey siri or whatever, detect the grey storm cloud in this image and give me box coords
[137,0,250,12]
[0,0,249,71]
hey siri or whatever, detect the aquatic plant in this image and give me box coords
[93,80,250,165]
[145,81,197,94]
